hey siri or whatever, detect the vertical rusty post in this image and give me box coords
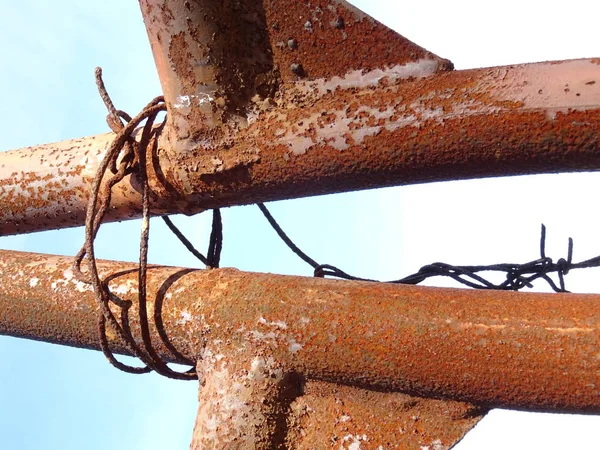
[138,0,275,151]
[190,352,302,449]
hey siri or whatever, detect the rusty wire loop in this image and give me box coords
[72,67,217,380]
[257,203,599,293]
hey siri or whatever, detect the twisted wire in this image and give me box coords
[257,202,594,293]
[73,68,221,379]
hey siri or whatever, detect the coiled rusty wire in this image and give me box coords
[73,68,221,380]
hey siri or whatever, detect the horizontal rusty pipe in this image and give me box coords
[1,59,599,235]
[170,58,600,207]
[1,248,600,413]
[0,132,201,235]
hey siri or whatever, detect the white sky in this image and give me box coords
[0,1,599,449]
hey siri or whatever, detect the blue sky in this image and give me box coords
[0,1,599,449]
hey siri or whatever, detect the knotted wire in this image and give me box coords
[73,68,221,379]
[257,203,596,293]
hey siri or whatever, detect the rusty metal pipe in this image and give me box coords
[139,0,277,151]
[1,249,599,413]
[1,59,599,235]
[171,58,600,208]
[0,132,203,235]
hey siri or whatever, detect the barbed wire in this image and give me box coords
[257,203,599,293]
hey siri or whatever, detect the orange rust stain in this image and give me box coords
[263,0,452,82]
[290,381,485,449]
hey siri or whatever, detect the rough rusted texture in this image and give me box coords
[287,381,484,449]
[191,351,306,449]
[139,0,276,150]
[2,248,600,414]
[139,0,451,145]
[161,58,600,208]
[262,0,453,82]
[0,132,194,236]
[190,360,484,449]
[2,59,599,234]
[138,0,453,193]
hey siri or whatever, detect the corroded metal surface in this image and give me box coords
[0,131,199,235]
[138,0,451,152]
[1,248,600,414]
[285,381,484,449]
[139,0,275,150]
[190,365,485,449]
[2,59,599,235]
[153,58,600,209]
[261,0,453,82]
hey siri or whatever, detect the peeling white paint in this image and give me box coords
[288,338,303,353]
[173,93,215,109]
[420,439,444,450]
[304,59,443,96]
[50,268,92,293]
[458,322,507,331]
[258,316,288,329]
[243,316,306,354]
[299,316,311,325]
[177,310,192,326]
[341,433,368,450]
[111,281,136,295]
[545,326,596,333]
[247,330,279,344]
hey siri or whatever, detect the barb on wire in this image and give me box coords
[257,202,597,293]
[72,67,219,380]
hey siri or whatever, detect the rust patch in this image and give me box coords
[168,32,196,91]
[263,0,452,82]
[288,381,485,449]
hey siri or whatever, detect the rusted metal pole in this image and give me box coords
[1,59,599,235]
[166,58,600,209]
[0,132,202,235]
[1,248,599,414]
[139,0,275,151]
[138,0,451,151]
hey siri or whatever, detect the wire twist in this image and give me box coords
[73,68,222,380]
[257,203,595,293]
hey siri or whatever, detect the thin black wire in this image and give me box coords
[257,202,596,293]
[161,210,222,268]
